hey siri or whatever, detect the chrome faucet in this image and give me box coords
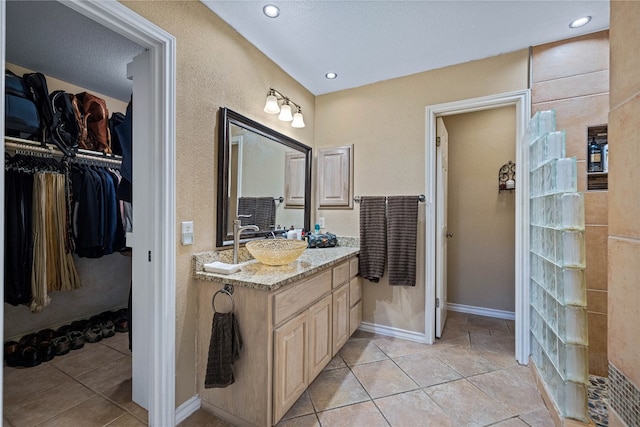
[233,215,259,264]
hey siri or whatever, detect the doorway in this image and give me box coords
[424,90,531,365]
[442,108,517,324]
[0,1,177,425]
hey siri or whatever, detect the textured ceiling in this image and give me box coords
[203,0,610,95]
[5,1,144,102]
[5,1,610,100]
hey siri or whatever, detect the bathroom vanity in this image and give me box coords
[193,246,361,427]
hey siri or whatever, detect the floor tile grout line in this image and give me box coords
[43,353,142,426]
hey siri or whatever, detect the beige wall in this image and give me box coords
[121,1,316,406]
[443,107,516,313]
[531,31,610,377]
[315,50,528,332]
[608,2,640,425]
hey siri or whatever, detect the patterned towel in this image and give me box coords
[386,196,419,286]
[359,197,387,282]
[204,312,243,388]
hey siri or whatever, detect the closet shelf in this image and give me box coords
[5,136,122,166]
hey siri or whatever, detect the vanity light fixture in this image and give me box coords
[569,16,591,28]
[263,88,306,128]
[263,4,280,18]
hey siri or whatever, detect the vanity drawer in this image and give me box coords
[349,277,361,306]
[349,257,359,278]
[332,261,350,288]
[274,269,332,326]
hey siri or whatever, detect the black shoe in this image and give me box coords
[67,331,85,350]
[38,341,55,362]
[114,317,129,333]
[84,324,103,343]
[37,328,56,343]
[101,321,116,339]
[20,346,41,367]
[52,336,71,356]
[4,341,21,367]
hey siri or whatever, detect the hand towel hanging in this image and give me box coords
[386,196,419,286]
[358,196,387,282]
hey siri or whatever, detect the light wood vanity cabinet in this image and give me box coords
[332,283,350,355]
[349,257,363,336]
[273,311,308,422]
[272,257,360,424]
[197,252,360,427]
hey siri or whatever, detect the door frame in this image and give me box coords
[0,1,177,425]
[424,90,530,365]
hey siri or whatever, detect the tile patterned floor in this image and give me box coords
[3,312,573,427]
[3,332,146,427]
[182,311,556,427]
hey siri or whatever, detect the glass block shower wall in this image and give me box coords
[527,110,589,422]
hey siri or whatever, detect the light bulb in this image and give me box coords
[291,109,305,128]
[263,94,280,114]
[278,102,293,121]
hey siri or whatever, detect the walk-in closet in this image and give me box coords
[4,2,147,425]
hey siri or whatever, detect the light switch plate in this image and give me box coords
[181,221,194,245]
[318,217,325,228]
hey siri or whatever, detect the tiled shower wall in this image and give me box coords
[531,31,610,377]
[608,2,640,426]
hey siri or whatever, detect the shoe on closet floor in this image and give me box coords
[101,320,116,338]
[4,341,21,367]
[20,346,41,368]
[67,331,85,350]
[38,341,55,362]
[114,317,129,333]
[52,336,71,356]
[84,324,103,343]
[37,328,56,343]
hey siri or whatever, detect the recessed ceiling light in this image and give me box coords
[325,72,337,79]
[569,16,591,28]
[263,4,280,18]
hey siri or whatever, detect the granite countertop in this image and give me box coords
[193,244,359,291]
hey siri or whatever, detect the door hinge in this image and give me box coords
[148,251,152,262]
[436,137,441,147]
[436,297,440,308]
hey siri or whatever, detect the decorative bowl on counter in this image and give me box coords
[245,239,308,266]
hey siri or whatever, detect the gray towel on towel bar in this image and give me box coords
[237,197,275,231]
[386,196,419,286]
[359,197,387,282]
[204,312,243,388]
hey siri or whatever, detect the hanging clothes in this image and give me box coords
[4,154,81,311]
[70,163,126,258]
[4,150,125,311]
[4,167,34,305]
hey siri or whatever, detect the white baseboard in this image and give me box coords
[175,395,201,425]
[447,302,515,320]
[358,322,427,343]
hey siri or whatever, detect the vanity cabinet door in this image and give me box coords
[274,311,309,422]
[332,283,350,356]
[308,294,333,380]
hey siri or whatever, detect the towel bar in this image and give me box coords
[212,284,235,313]
[354,194,426,203]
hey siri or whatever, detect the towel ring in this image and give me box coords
[212,285,235,313]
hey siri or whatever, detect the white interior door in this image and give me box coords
[435,117,449,338]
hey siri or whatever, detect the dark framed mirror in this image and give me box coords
[216,107,312,247]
